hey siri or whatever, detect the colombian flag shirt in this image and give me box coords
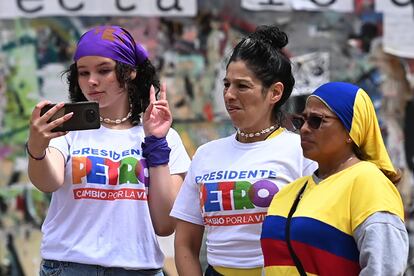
[261,161,404,276]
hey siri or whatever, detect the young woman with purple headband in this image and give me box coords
[26,26,190,275]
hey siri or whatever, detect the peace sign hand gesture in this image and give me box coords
[143,82,172,138]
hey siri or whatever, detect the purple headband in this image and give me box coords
[74,26,148,67]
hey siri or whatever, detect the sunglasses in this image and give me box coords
[292,113,338,130]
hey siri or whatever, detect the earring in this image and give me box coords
[346,138,352,143]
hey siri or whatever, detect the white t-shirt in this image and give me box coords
[41,125,190,269]
[171,129,317,268]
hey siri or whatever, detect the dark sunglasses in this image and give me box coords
[292,113,338,130]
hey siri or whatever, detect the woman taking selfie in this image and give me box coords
[27,26,190,275]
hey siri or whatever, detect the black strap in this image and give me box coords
[205,265,224,276]
[285,181,308,276]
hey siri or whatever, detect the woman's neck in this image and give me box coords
[316,154,359,179]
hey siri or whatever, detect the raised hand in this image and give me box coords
[27,101,73,157]
[143,82,172,138]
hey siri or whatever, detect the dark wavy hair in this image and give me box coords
[227,25,295,124]
[64,59,160,125]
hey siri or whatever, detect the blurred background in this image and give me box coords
[0,0,413,275]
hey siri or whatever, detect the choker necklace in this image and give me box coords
[100,106,132,125]
[237,125,278,138]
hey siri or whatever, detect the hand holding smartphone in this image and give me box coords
[40,101,100,132]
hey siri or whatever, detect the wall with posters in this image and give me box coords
[0,0,413,275]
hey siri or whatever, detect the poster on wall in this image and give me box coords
[291,52,329,96]
[375,0,414,58]
[0,0,197,18]
[382,13,414,58]
[241,0,292,11]
[241,0,353,12]
[375,0,414,14]
[291,0,353,12]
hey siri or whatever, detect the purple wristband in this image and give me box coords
[141,136,171,167]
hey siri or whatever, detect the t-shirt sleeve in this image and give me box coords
[48,135,71,163]
[350,169,405,231]
[302,157,318,177]
[170,158,204,225]
[354,212,408,276]
[166,128,191,175]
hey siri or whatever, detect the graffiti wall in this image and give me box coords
[0,0,413,274]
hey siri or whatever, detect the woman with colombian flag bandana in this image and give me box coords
[261,82,408,275]
[26,26,190,275]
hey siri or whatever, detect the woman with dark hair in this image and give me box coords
[26,26,190,275]
[171,25,316,276]
[261,82,408,275]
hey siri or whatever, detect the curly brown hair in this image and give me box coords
[64,59,160,125]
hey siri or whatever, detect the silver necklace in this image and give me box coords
[237,125,278,138]
[100,106,132,125]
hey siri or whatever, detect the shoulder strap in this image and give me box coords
[285,181,308,276]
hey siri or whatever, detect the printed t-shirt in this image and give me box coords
[41,125,190,269]
[171,128,316,268]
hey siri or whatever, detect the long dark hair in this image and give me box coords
[64,59,160,125]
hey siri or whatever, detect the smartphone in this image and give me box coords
[40,101,100,132]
